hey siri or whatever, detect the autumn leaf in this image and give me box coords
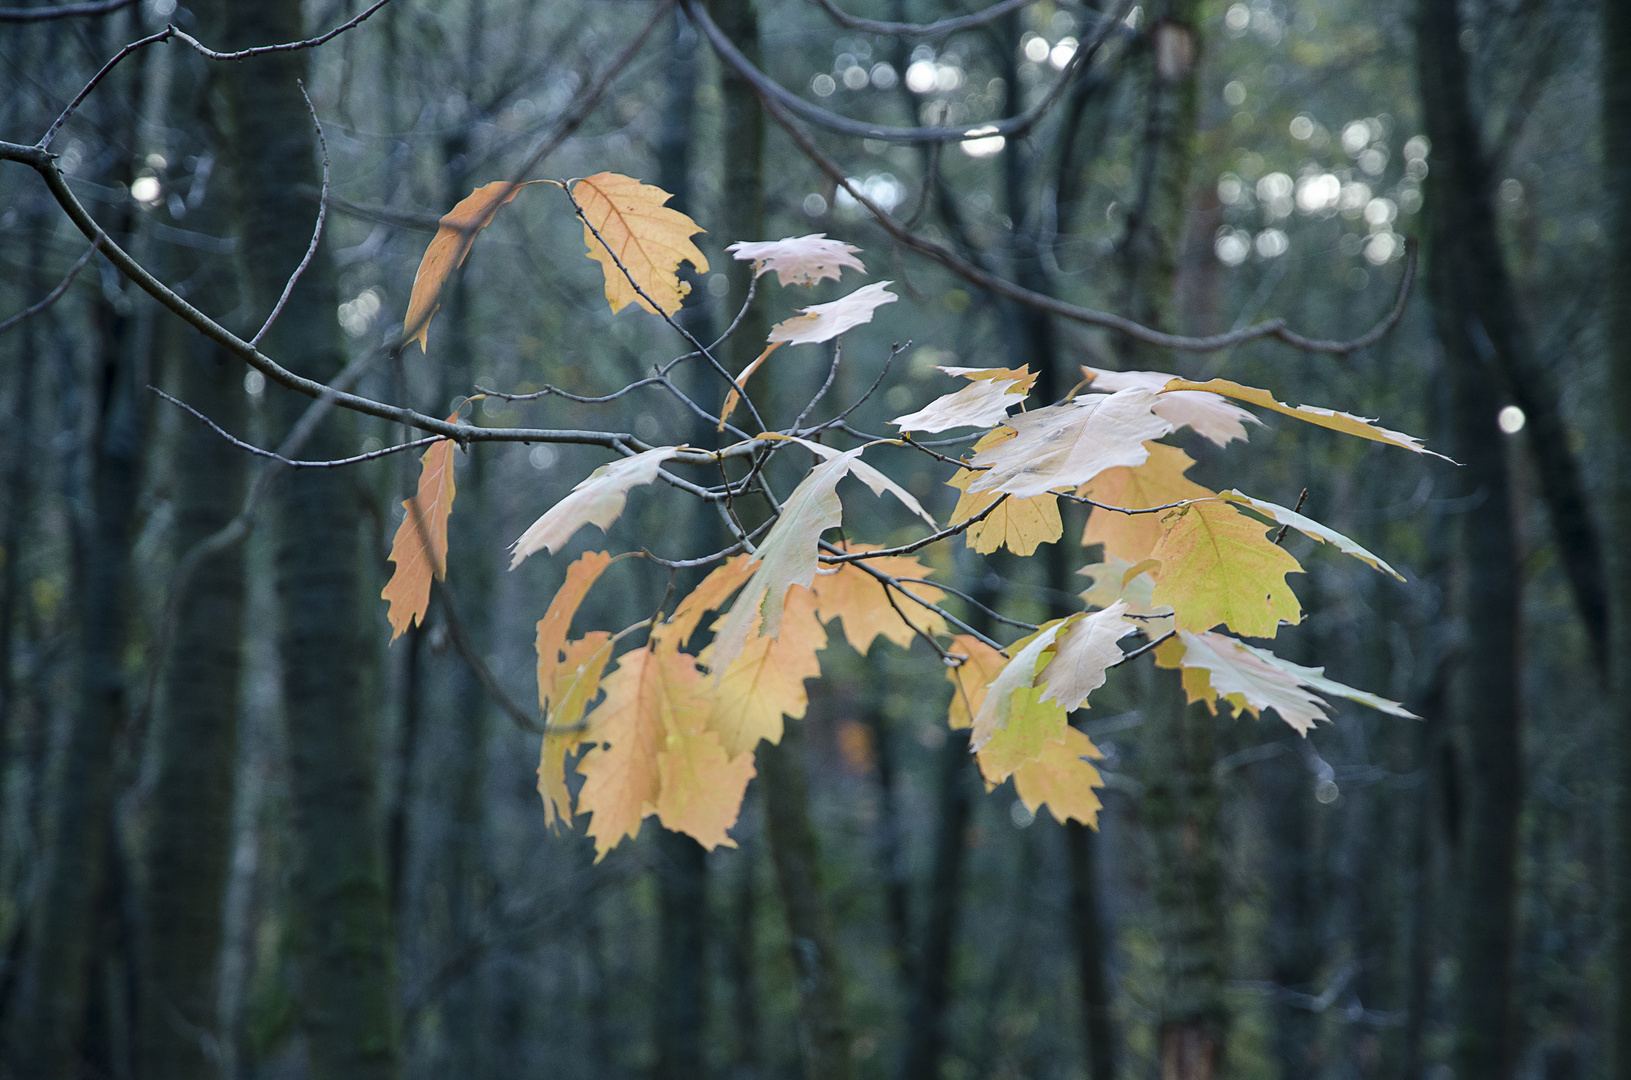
[946,429,1062,556]
[890,366,1031,433]
[1160,377,1452,459]
[787,436,937,525]
[945,633,1006,731]
[574,172,709,316]
[809,543,947,654]
[404,182,528,352]
[1077,557,1172,636]
[655,728,756,849]
[1037,602,1135,712]
[717,342,781,429]
[1147,500,1304,638]
[537,631,613,829]
[1082,366,1263,447]
[509,446,683,568]
[535,550,614,714]
[969,620,1070,754]
[575,648,667,857]
[977,684,1068,785]
[704,586,828,757]
[767,281,898,345]
[1012,727,1104,827]
[381,424,459,640]
[726,233,865,286]
[1166,629,1417,735]
[651,554,756,652]
[967,389,1173,499]
[1080,442,1214,562]
[1218,490,1403,579]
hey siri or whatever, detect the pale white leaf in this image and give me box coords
[780,436,937,525]
[726,233,865,286]
[1218,490,1404,580]
[1082,365,1263,447]
[509,446,682,567]
[767,281,898,346]
[968,389,1173,499]
[891,377,1027,433]
[1038,602,1136,711]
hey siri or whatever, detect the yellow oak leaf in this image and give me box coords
[1080,442,1214,562]
[537,630,613,829]
[405,182,528,352]
[1160,377,1452,460]
[510,446,683,568]
[534,550,614,712]
[574,172,709,316]
[809,543,947,654]
[947,429,1061,556]
[651,554,756,652]
[704,587,828,758]
[655,729,756,849]
[1012,727,1104,827]
[945,633,1006,731]
[976,683,1068,786]
[381,423,459,640]
[1147,500,1303,638]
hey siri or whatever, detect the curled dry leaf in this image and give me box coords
[1037,602,1136,712]
[1161,376,1452,460]
[381,419,461,640]
[509,446,683,568]
[1218,490,1403,579]
[726,233,865,286]
[1082,365,1263,447]
[404,182,527,352]
[575,172,709,316]
[968,389,1173,499]
[890,366,1030,433]
[767,280,898,346]
[1162,629,1417,735]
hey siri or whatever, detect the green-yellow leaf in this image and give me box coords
[1080,442,1213,562]
[1147,500,1303,638]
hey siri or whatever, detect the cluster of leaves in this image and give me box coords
[380,171,1431,859]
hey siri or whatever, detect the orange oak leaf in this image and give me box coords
[1012,727,1104,827]
[946,429,1062,557]
[1080,442,1214,562]
[651,554,756,652]
[537,630,614,829]
[404,181,528,352]
[381,421,460,640]
[574,647,680,858]
[809,543,947,654]
[534,550,614,712]
[703,587,828,758]
[574,172,709,316]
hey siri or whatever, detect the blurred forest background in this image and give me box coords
[1,0,1627,1078]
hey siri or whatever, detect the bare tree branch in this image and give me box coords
[250,81,328,348]
[0,0,133,22]
[807,0,1039,37]
[0,244,94,334]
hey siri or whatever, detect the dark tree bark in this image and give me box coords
[2,24,147,1074]
[1415,1,1523,1076]
[758,724,854,1080]
[1600,0,1631,1071]
[136,45,249,1079]
[216,3,400,1077]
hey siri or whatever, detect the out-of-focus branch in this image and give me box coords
[151,388,445,468]
[741,82,1418,355]
[0,244,94,334]
[683,0,1122,144]
[0,0,134,23]
[808,0,1038,37]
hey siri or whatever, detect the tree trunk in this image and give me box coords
[2,21,148,1073]
[758,726,854,1080]
[1600,0,1631,1071]
[217,3,400,1077]
[1415,1,1523,1076]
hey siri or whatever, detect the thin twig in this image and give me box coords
[151,388,446,467]
[0,244,94,334]
[1118,629,1175,663]
[808,0,1037,37]
[1274,488,1309,546]
[791,341,843,431]
[433,579,541,734]
[250,81,328,348]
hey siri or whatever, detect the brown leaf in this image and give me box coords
[575,172,709,315]
[404,182,527,352]
[381,423,459,640]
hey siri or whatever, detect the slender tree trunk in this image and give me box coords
[758,723,854,1080]
[217,4,399,1077]
[1415,2,1523,1076]
[2,25,147,1073]
[1600,0,1631,1071]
